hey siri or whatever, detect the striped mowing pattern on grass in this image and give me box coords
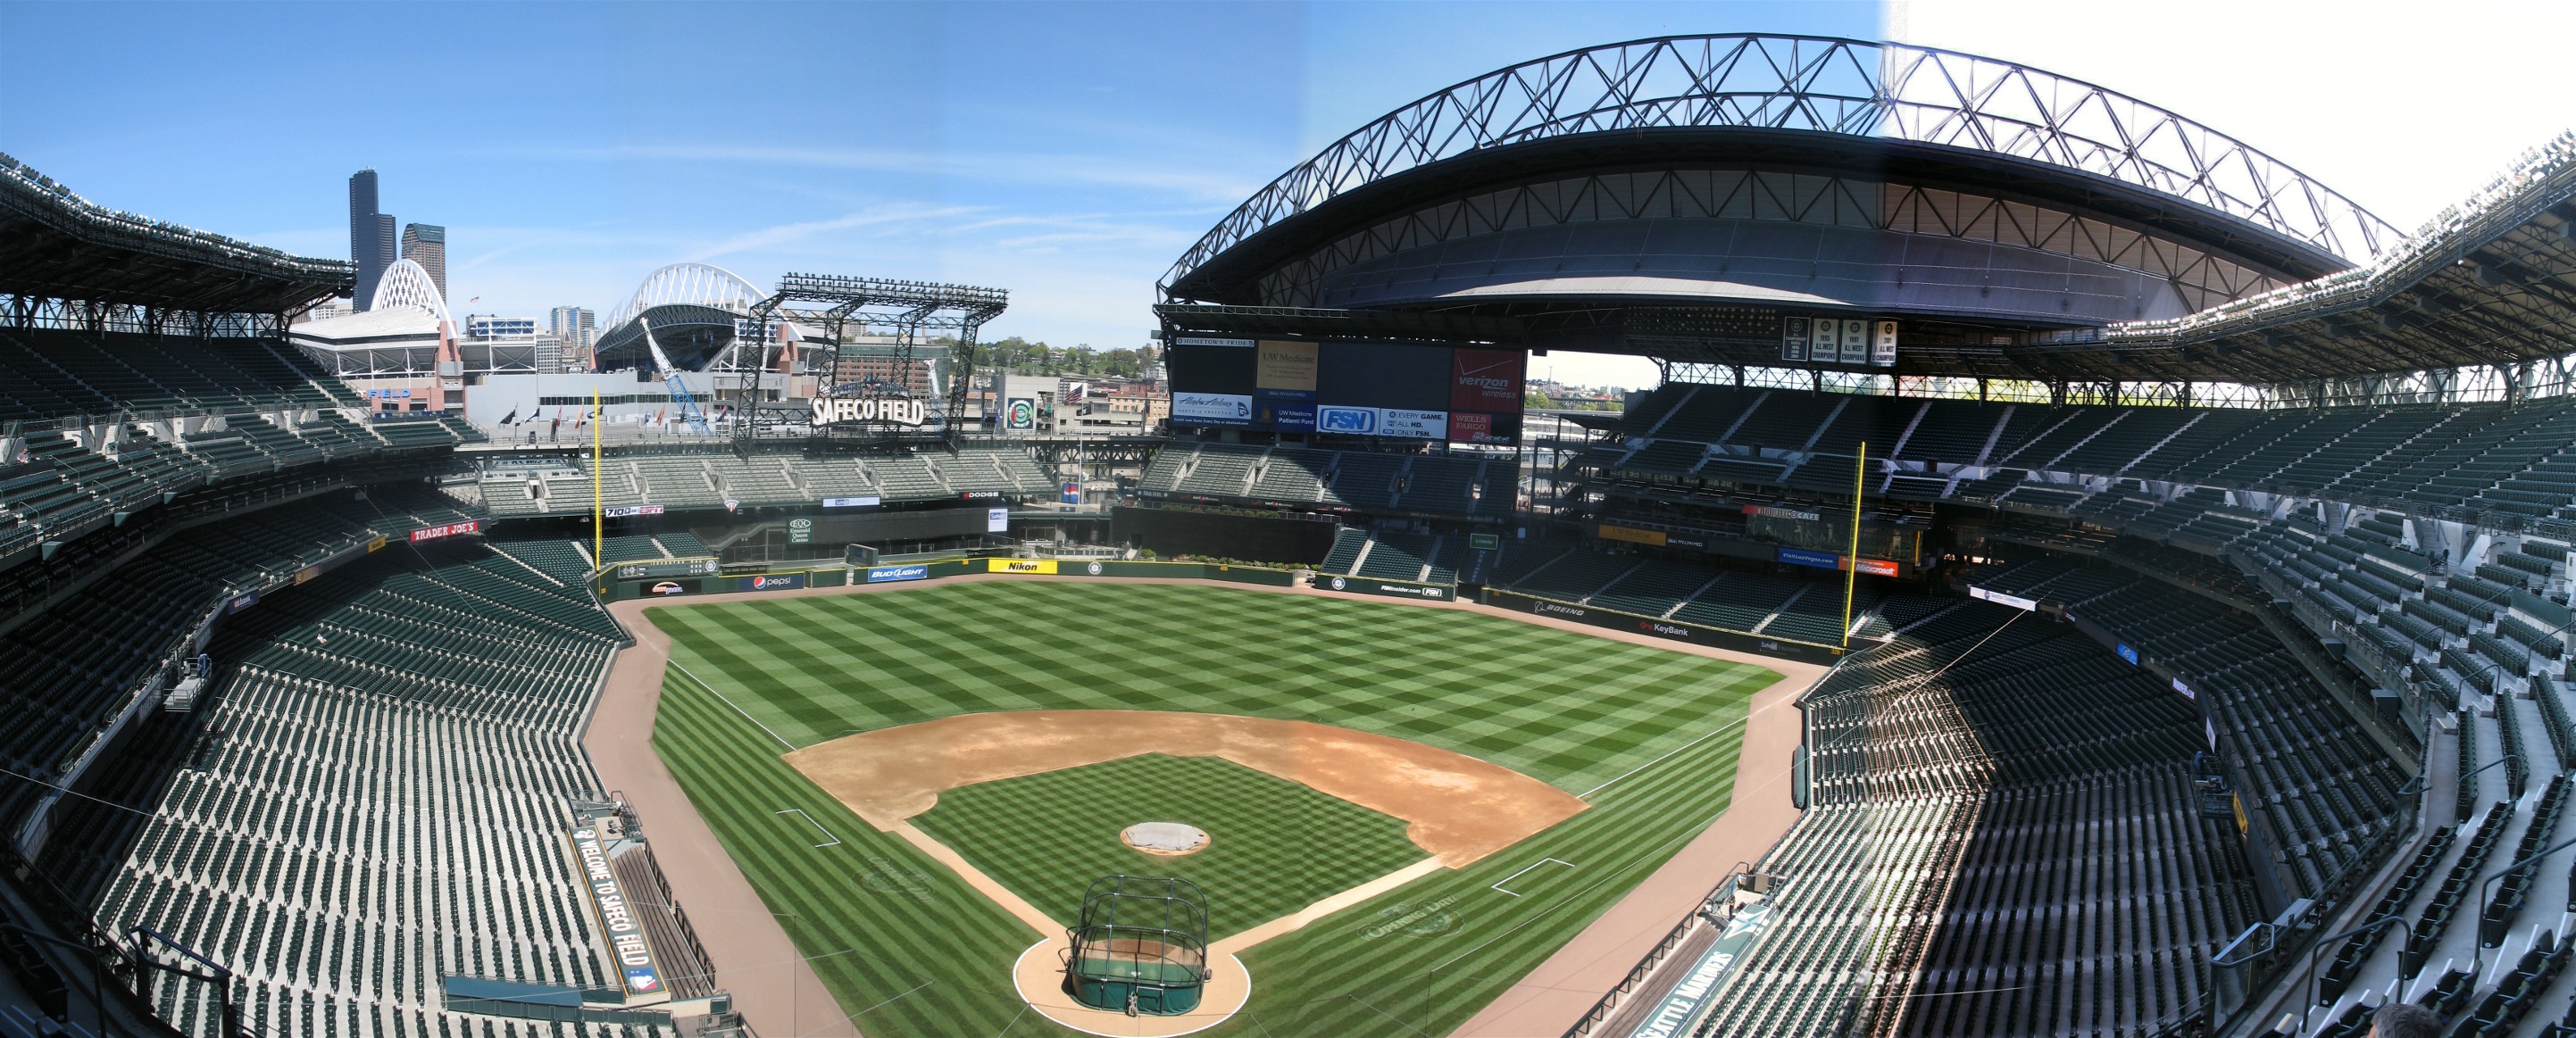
[651,581,1776,1036]
[913,753,1426,941]
[655,581,1767,792]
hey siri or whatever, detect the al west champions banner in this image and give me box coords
[1167,338,1524,444]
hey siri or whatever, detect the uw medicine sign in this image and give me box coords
[568,826,667,1000]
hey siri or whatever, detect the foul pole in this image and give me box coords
[1841,442,1866,651]
[592,388,604,566]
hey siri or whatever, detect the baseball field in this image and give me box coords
[648,579,1775,1036]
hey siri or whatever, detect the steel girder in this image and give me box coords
[1163,34,2395,297]
[740,272,1008,444]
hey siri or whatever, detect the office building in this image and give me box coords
[346,170,393,310]
[400,223,446,302]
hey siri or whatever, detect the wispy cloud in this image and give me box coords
[684,203,988,262]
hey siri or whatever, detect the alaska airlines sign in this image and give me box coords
[812,395,929,427]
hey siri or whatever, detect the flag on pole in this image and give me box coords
[499,408,518,426]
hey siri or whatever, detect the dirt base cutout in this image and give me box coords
[787,710,1588,868]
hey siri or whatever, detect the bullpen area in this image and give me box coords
[648,580,1778,1036]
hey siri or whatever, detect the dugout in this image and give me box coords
[1063,876,1210,1016]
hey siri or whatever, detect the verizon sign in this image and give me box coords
[1449,348,1525,411]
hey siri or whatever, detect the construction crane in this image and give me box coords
[639,318,713,435]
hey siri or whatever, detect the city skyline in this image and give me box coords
[8,2,2573,388]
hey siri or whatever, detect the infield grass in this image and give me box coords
[912,753,1426,939]
[650,580,1775,1036]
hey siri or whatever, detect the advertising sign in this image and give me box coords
[1255,400,1316,432]
[866,565,930,584]
[228,591,260,613]
[1173,392,1252,426]
[811,395,930,427]
[2116,643,2140,666]
[2172,677,2196,700]
[821,495,880,509]
[1849,558,1899,577]
[1968,585,2038,611]
[1317,405,1379,435]
[1777,547,1840,570]
[1448,348,1524,412]
[367,536,387,552]
[569,826,665,998]
[988,558,1058,574]
[987,507,1010,533]
[1062,481,1082,505]
[1003,397,1038,431]
[295,565,320,585]
[604,504,666,519]
[1379,409,1447,440]
[1255,340,1319,401]
[743,573,804,592]
[1597,523,1669,547]
[1470,533,1502,551]
[1447,411,1496,444]
[788,518,813,545]
[1172,336,1255,348]
[409,520,480,544]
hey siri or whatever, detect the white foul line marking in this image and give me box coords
[775,808,841,848]
[1490,858,1575,897]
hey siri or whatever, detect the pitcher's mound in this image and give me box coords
[1123,822,1210,856]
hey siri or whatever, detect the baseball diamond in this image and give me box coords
[646,580,1775,1035]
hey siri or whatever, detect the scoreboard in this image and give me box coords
[1166,337,1525,444]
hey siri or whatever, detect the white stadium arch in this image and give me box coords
[370,258,451,324]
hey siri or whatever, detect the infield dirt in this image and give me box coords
[787,709,1588,868]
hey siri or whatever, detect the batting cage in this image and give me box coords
[1063,875,1211,1016]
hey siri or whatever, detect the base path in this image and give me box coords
[588,573,1828,1038]
[789,710,1587,868]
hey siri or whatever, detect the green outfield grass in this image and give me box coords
[912,753,1426,940]
[650,580,1776,1036]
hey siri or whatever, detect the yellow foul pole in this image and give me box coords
[1840,441,1865,651]
[591,388,604,566]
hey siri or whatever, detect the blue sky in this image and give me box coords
[4,1,2567,389]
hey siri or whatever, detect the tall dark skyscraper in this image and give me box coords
[347,170,396,310]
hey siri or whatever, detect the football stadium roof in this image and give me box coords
[0,151,352,315]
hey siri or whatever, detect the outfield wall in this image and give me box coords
[1313,572,1455,601]
[1481,589,1846,664]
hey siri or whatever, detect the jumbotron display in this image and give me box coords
[1165,336,1525,444]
